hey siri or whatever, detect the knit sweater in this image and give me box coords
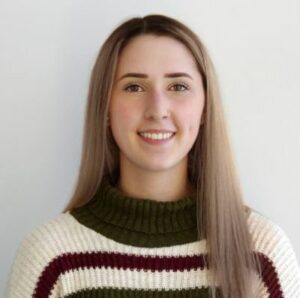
[5,176,300,298]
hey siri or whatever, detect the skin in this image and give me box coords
[109,34,205,202]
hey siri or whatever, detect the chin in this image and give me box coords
[136,159,180,172]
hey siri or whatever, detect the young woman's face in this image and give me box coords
[109,34,205,174]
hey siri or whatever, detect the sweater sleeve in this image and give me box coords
[5,221,61,298]
[249,211,300,298]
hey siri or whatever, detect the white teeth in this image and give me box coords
[139,132,174,140]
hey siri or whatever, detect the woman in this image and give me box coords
[6,14,300,298]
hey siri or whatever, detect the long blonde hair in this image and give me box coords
[62,14,262,298]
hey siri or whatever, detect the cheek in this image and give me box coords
[188,119,200,136]
[119,107,132,124]
[183,105,203,134]
[110,102,140,132]
[111,101,133,126]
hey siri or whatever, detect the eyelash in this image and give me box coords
[123,83,190,93]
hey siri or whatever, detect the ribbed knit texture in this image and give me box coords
[72,176,199,247]
[5,176,300,297]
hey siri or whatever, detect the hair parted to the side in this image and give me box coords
[62,14,262,298]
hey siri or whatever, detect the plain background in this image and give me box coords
[1,0,299,294]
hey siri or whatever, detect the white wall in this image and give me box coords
[1,0,299,294]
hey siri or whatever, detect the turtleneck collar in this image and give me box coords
[70,175,199,247]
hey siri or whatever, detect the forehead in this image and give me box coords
[116,34,199,75]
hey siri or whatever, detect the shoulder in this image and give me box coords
[9,211,76,264]
[247,208,300,297]
[247,208,297,256]
[15,212,77,255]
[5,212,87,297]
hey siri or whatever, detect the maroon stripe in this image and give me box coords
[33,252,208,297]
[257,252,284,297]
[33,251,283,297]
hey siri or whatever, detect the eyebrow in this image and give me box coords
[118,72,193,81]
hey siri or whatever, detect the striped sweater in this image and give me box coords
[5,176,300,297]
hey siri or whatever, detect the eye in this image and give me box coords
[123,84,143,92]
[170,83,189,92]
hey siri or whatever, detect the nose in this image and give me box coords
[144,89,170,121]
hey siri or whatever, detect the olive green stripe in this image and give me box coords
[70,206,199,248]
[64,287,220,298]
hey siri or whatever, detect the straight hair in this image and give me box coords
[62,14,262,298]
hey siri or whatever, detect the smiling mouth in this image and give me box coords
[137,132,176,144]
[137,132,176,138]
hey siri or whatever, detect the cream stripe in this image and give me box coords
[248,211,300,297]
[53,267,216,296]
[48,267,270,297]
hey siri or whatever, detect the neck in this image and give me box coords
[117,162,195,202]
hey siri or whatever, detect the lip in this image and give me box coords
[138,132,176,145]
[138,129,176,133]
